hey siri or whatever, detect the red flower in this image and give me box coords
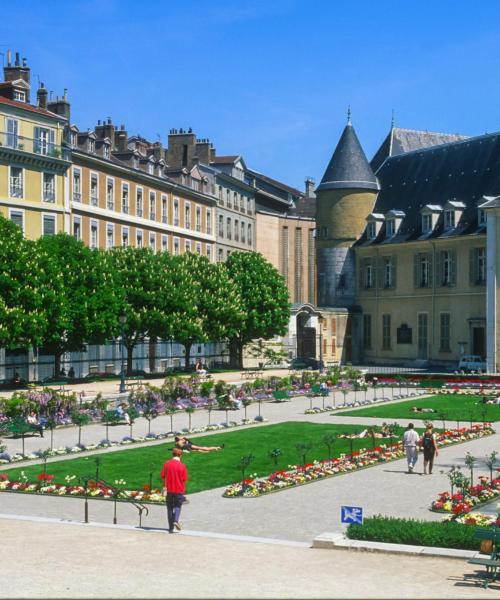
[143,484,151,492]
[0,473,8,481]
[37,473,47,481]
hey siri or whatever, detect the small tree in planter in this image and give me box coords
[344,430,357,457]
[45,417,57,450]
[71,411,90,446]
[101,410,120,440]
[443,465,464,497]
[238,454,255,480]
[164,404,176,434]
[94,456,101,481]
[217,395,232,425]
[205,398,215,426]
[126,406,139,438]
[9,418,33,456]
[340,382,351,407]
[242,397,252,421]
[268,448,282,467]
[295,441,313,466]
[41,448,52,474]
[485,450,498,484]
[438,410,448,431]
[323,433,336,461]
[464,452,476,486]
[185,405,195,432]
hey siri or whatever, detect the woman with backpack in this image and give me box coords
[421,423,439,474]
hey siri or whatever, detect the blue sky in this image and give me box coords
[2,0,500,189]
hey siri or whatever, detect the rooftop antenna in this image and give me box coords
[347,105,352,125]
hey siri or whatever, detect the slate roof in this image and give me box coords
[317,123,379,192]
[211,155,239,164]
[371,127,468,172]
[356,132,500,246]
[0,95,65,120]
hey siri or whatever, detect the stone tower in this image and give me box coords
[316,116,379,307]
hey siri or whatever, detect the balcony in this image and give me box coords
[10,183,23,198]
[161,214,167,224]
[43,186,55,203]
[0,131,71,171]
[73,191,81,202]
[149,212,156,221]
[107,201,114,211]
[122,204,129,214]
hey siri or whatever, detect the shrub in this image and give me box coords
[346,515,480,550]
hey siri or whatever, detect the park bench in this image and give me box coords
[125,376,144,390]
[272,390,290,402]
[0,418,43,438]
[240,370,264,380]
[467,527,500,588]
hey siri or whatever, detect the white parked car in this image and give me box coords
[457,355,486,373]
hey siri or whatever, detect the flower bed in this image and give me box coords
[431,475,500,514]
[223,424,495,498]
[0,417,266,464]
[443,512,500,527]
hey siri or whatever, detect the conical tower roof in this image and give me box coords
[317,120,379,192]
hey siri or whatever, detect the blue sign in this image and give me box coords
[341,505,363,525]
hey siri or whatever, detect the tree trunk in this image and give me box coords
[149,337,157,374]
[54,353,62,378]
[229,339,243,369]
[126,344,134,375]
[184,342,192,370]
[78,426,82,446]
[50,428,54,450]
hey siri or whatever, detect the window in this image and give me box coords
[103,144,110,159]
[73,169,81,202]
[9,210,23,231]
[136,230,143,247]
[70,131,77,147]
[173,237,180,255]
[136,188,143,217]
[471,247,486,285]
[218,248,224,262]
[195,206,201,232]
[9,166,23,198]
[382,314,391,350]
[226,217,232,240]
[444,210,455,230]
[149,233,156,251]
[148,162,154,175]
[206,245,212,261]
[206,209,212,234]
[185,203,191,229]
[218,186,223,201]
[42,173,55,202]
[196,242,201,255]
[90,173,99,206]
[478,208,486,225]
[106,178,114,210]
[43,214,56,237]
[106,224,114,249]
[161,194,167,223]
[361,258,374,289]
[366,222,376,240]
[34,127,55,156]
[247,223,252,245]
[173,199,179,226]
[161,235,168,252]
[440,250,455,286]
[234,219,239,241]
[89,139,95,153]
[422,213,432,233]
[73,217,81,241]
[440,313,451,352]
[6,118,18,148]
[149,192,156,220]
[185,240,191,253]
[414,253,432,288]
[241,222,246,243]
[218,215,224,237]
[233,192,238,209]
[90,221,98,249]
[386,219,395,237]
[226,189,231,208]
[122,183,129,214]
[122,227,129,247]
[382,257,395,288]
[14,90,26,102]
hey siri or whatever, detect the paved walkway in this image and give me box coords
[1,517,495,598]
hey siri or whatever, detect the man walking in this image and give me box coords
[160,447,188,533]
[403,422,419,473]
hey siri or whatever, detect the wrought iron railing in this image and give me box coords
[0,131,70,160]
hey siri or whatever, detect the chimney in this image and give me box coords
[47,90,70,121]
[94,116,115,147]
[37,82,48,109]
[3,50,31,101]
[305,177,316,198]
[115,127,129,152]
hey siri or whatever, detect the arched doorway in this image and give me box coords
[296,311,317,359]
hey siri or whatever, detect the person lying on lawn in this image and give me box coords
[174,435,224,453]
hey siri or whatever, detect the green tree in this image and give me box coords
[71,410,91,446]
[170,253,244,369]
[225,252,290,369]
[35,234,121,376]
[108,247,171,374]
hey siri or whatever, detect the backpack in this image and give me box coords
[422,432,433,450]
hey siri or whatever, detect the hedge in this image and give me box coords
[346,515,480,550]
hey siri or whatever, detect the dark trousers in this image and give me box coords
[166,493,183,531]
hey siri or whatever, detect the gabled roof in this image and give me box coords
[0,95,65,120]
[317,122,379,192]
[211,155,240,164]
[371,127,468,173]
[356,131,500,245]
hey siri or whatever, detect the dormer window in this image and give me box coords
[386,219,395,237]
[365,213,384,241]
[444,210,455,229]
[420,205,442,234]
[478,208,486,225]
[148,162,154,175]
[14,90,26,102]
[384,210,405,238]
[443,201,465,231]
[89,139,95,153]
[103,144,110,159]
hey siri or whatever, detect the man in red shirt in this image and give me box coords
[160,447,188,533]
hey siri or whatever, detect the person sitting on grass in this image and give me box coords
[411,406,436,413]
[174,435,223,453]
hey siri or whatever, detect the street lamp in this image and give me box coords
[119,314,127,394]
[318,314,324,373]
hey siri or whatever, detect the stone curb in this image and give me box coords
[312,532,479,559]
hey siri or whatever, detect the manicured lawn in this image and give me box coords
[3,422,408,494]
[337,394,500,423]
